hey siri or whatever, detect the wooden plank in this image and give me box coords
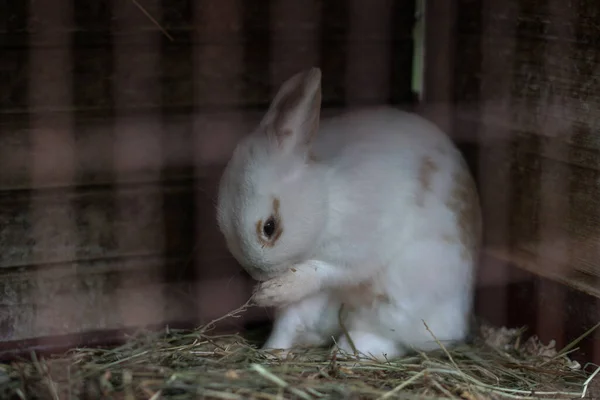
[0,270,252,342]
[448,0,600,299]
[2,0,408,47]
[0,291,265,362]
[0,108,366,191]
[2,0,416,115]
[0,175,253,341]
[0,183,198,268]
[0,113,228,190]
[2,42,415,115]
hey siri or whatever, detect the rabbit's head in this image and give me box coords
[216,68,328,281]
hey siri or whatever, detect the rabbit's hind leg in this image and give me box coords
[335,328,404,362]
[262,291,341,358]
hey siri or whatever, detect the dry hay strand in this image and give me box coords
[0,301,597,400]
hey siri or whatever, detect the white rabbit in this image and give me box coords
[216,67,482,361]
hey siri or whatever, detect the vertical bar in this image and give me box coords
[112,0,165,327]
[242,0,271,107]
[193,0,249,321]
[194,0,245,166]
[345,0,392,106]
[194,0,243,109]
[535,0,573,347]
[476,0,518,327]
[28,0,77,333]
[412,0,425,102]
[422,0,456,133]
[270,0,319,89]
[388,0,416,106]
[160,0,196,324]
[319,0,348,107]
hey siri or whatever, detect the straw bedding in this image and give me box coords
[0,301,597,400]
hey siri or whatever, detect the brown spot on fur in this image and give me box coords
[446,159,482,261]
[441,233,458,244]
[337,281,390,309]
[416,156,439,207]
[256,197,284,248]
[277,129,294,142]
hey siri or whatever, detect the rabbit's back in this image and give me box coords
[311,107,476,263]
[312,107,480,349]
[314,107,466,214]
[313,107,458,164]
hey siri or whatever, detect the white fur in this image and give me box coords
[216,68,482,361]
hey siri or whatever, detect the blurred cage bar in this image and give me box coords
[1,0,600,364]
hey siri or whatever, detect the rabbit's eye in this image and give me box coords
[263,217,276,238]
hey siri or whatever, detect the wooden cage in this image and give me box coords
[1,0,600,365]
[429,0,600,363]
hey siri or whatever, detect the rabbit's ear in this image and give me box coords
[260,68,322,155]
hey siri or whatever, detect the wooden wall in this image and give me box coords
[6,0,600,365]
[0,0,417,353]
[426,0,600,363]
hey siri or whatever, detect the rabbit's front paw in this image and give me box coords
[252,267,319,307]
[252,260,338,307]
[253,273,302,306]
